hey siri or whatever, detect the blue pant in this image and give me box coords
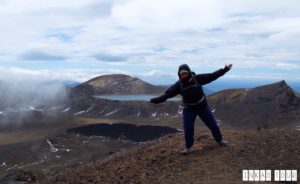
[183,105,222,149]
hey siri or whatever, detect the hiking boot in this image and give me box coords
[218,140,228,146]
[180,148,191,155]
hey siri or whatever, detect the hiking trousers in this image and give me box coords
[183,105,222,149]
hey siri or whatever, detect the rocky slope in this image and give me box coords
[68,96,179,119]
[73,74,166,96]
[208,80,300,129]
[48,129,300,184]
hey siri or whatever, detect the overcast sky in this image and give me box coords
[0,0,299,85]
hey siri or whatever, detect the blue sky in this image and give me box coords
[0,0,300,89]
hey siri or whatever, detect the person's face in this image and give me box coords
[180,72,189,79]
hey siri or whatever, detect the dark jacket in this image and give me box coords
[150,64,230,108]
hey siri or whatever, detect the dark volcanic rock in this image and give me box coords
[207,81,300,129]
[67,123,179,142]
[69,96,179,119]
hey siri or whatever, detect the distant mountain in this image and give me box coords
[208,80,300,129]
[72,74,166,96]
[206,80,300,94]
[68,80,300,129]
[204,87,215,95]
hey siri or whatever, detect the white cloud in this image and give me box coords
[227,73,300,81]
[0,66,124,83]
[111,0,224,31]
[0,0,300,83]
[0,66,178,85]
[269,27,300,47]
[275,62,300,70]
[0,0,106,14]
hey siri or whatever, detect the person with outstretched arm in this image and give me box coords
[150,64,233,155]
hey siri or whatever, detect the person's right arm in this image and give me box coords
[150,81,181,104]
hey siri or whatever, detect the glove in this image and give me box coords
[224,64,233,72]
[150,96,166,104]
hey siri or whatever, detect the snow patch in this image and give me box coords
[138,112,141,117]
[47,139,59,153]
[0,162,6,167]
[151,112,157,117]
[74,111,85,116]
[46,139,70,153]
[62,148,70,152]
[18,160,45,169]
[6,164,18,171]
[4,108,17,113]
[86,105,95,112]
[30,106,43,111]
[62,107,70,112]
[105,109,119,116]
[163,112,169,116]
[0,111,3,115]
[48,106,61,111]
[212,109,216,113]
[73,105,94,115]
[99,106,107,114]
[19,107,43,112]
[296,125,300,131]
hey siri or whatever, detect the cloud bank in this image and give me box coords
[0,0,299,83]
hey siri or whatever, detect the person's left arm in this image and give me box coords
[195,64,233,85]
[150,81,181,104]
